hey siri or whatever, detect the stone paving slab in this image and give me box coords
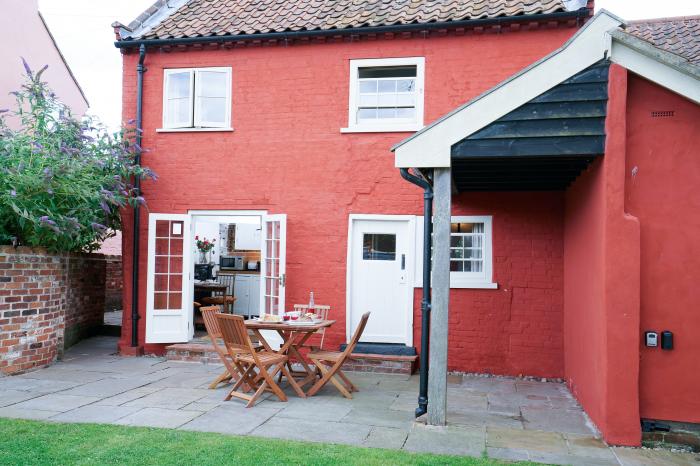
[522,406,592,434]
[0,390,42,408]
[250,416,373,446]
[180,403,280,435]
[0,377,82,394]
[61,378,151,398]
[363,426,409,449]
[115,407,203,429]
[51,405,142,424]
[123,387,210,410]
[342,407,415,429]
[404,424,486,456]
[12,394,101,412]
[488,427,569,454]
[0,406,61,420]
[93,385,163,406]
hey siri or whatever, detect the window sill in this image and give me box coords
[450,282,498,290]
[156,127,234,133]
[340,124,423,134]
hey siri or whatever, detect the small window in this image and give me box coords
[344,57,424,133]
[162,67,231,130]
[450,216,493,288]
[363,233,396,261]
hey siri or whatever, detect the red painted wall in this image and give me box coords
[564,65,641,446]
[433,192,565,378]
[119,27,578,368]
[625,75,700,424]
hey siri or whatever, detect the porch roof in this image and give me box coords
[451,61,609,192]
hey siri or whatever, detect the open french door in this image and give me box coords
[260,214,286,315]
[145,213,192,343]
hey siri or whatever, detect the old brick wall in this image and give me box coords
[0,247,107,375]
[104,255,123,312]
[64,254,106,348]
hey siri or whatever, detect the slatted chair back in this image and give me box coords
[200,305,223,340]
[342,312,371,358]
[217,273,236,297]
[293,304,331,349]
[216,313,256,357]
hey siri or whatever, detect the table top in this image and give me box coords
[245,319,335,331]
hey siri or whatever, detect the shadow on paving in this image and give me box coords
[0,337,698,465]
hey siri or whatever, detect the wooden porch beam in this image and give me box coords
[428,167,451,426]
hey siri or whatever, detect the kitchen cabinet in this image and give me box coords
[233,274,261,318]
[234,224,261,250]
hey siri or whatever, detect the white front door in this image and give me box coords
[348,216,414,344]
[145,213,192,343]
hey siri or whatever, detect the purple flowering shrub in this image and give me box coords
[0,59,155,252]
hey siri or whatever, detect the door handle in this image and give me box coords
[401,254,406,270]
[278,273,286,287]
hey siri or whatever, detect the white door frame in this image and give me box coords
[346,214,416,346]
[186,210,267,324]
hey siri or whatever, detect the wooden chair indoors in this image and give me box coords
[306,311,370,399]
[216,313,306,407]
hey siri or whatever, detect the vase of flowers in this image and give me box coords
[195,236,216,264]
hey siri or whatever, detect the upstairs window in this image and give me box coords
[344,57,424,133]
[162,67,232,130]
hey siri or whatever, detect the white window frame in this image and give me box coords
[413,215,497,289]
[159,67,233,132]
[341,57,425,134]
[450,215,495,289]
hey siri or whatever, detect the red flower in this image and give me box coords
[195,235,199,240]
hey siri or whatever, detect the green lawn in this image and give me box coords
[0,418,531,466]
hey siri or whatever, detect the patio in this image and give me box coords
[0,337,697,466]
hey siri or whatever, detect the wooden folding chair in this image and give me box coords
[306,312,370,399]
[200,306,239,389]
[293,304,331,350]
[216,313,306,407]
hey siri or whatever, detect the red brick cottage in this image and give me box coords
[113,0,700,446]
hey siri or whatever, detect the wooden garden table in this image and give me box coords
[245,319,335,391]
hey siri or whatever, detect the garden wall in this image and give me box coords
[104,255,123,312]
[0,246,107,375]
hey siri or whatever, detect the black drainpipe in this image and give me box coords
[130,44,147,348]
[400,168,433,418]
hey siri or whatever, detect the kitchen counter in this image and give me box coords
[218,269,260,275]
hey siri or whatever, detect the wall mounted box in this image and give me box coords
[645,331,658,347]
[661,331,673,350]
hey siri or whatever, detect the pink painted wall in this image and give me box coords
[625,75,700,424]
[564,64,641,446]
[0,0,87,125]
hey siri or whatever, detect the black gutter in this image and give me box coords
[400,168,433,418]
[131,44,147,348]
[114,9,589,49]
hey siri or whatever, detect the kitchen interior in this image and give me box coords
[192,215,261,332]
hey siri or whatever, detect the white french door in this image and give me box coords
[145,213,192,343]
[260,214,286,315]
